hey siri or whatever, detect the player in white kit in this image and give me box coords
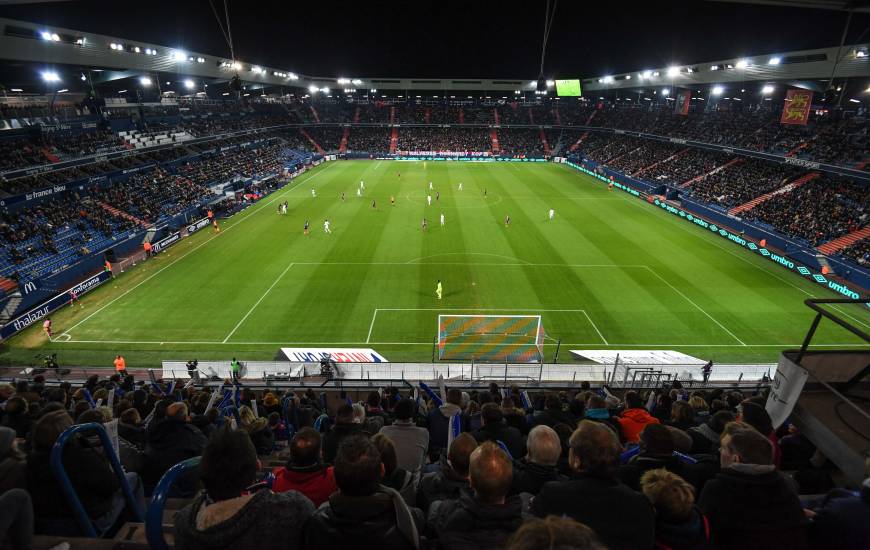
[440,213,445,227]
[549,209,554,220]
[323,219,331,233]
[427,195,432,206]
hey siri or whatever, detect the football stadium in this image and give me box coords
[0,0,868,548]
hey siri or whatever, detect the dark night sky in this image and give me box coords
[1,0,868,79]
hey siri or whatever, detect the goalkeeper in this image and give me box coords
[436,280,443,300]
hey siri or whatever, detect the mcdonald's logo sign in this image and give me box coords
[22,281,37,295]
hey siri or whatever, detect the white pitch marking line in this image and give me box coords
[366,309,379,344]
[61,165,333,338]
[643,265,747,346]
[582,310,609,345]
[223,262,295,343]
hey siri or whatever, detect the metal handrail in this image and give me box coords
[145,456,201,550]
[50,422,144,537]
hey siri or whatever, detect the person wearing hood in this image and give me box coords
[427,388,469,458]
[510,425,566,497]
[641,468,710,550]
[239,405,274,455]
[175,426,314,550]
[303,434,424,550]
[807,458,870,550]
[272,427,337,506]
[428,441,523,550]
[418,433,477,513]
[373,433,416,506]
[143,402,208,494]
[0,426,26,494]
[323,404,370,464]
[472,403,525,459]
[698,423,808,549]
[617,391,660,444]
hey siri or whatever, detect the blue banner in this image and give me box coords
[0,270,113,340]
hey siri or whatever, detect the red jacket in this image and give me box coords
[271,464,336,506]
[617,408,661,443]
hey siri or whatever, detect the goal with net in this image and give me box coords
[437,314,545,363]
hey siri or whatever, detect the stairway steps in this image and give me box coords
[818,226,870,255]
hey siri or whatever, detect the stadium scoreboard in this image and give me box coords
[555,79,582,96]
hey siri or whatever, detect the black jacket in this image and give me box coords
[418,457,471,513]
[322,422,370,464]
[303,487,424,550]
[530,408,574,429]
[117,421,145,449]
[428,492,524,550]
[654,507,712,550]
[143,419,208,487]
[510,458,567,496]
[531,473,655,550]
[472,421,526,459]
[27,436,120,521]
[809,486,870,550]
[698,466,809,550]
[617,453,717,494]
[175,489,314,550]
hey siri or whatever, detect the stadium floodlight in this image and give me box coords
[308,84,318,93]
[546,80,554,86]
[75,38,85,45]
[768,57,781,65]
[337,78,350,84]
[667,66,680,77]
[625,75,631,79]
[134,46,141,53]
[172,51,187,62]
[602,76,614,84]
[850,98,861,103]
[184,79,195,89]
[514,89,521,94]
[856,49,867,58]
[710,65,719,71]
[642,70,652,79]
[251,66,263,74]
[80,73,87,81]
[322,87,330,94]
[57,88,68,93]
[118,89,127,93]
[139,76,152,87]
[661,88,670,96]
[41,71,60,83]
[735,59,749,69]
[370,88,377,93]
[288,72,298,80]
[762,84,774,95]
[10,88,22,92]
[712,85,724,95]
[352,79,363,85]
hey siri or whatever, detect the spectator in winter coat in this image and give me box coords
[303,435,424,550]
[142,402,207,494]
[472,403,526,459]
[698,423,808,549]
[531,421,655,549]
[379,398,429,475]
[510,425,567,497]
[175,427,314,550]
[617,391,660,443]
[641,468,711,549]
[322,404,370,464]
[272,427,337,506]
[427,389,469,457]
[418,432,477,513]
[428,441,523,550]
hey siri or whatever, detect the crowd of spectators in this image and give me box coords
[346,127,391,153]
[1,375,867,549]
[497,129,545,156]
[841,237,869,266]
[744,175,869,245]
[607,141,682,176]
[302,127,343,152]
[687,158,805,209]
[397,127,491,152]
[639,147,729,186]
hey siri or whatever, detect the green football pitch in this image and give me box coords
[3,160,869,368]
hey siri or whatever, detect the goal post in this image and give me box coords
[437,314,545,363]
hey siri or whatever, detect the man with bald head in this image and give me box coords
[143,399,208,492]
[428,441,523,549]
[511,425,567,496]
[531,420,655,550]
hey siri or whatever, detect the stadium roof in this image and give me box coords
[0,17,868,96]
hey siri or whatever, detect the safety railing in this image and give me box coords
[146,456,200,550]
[50,422,144,537]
